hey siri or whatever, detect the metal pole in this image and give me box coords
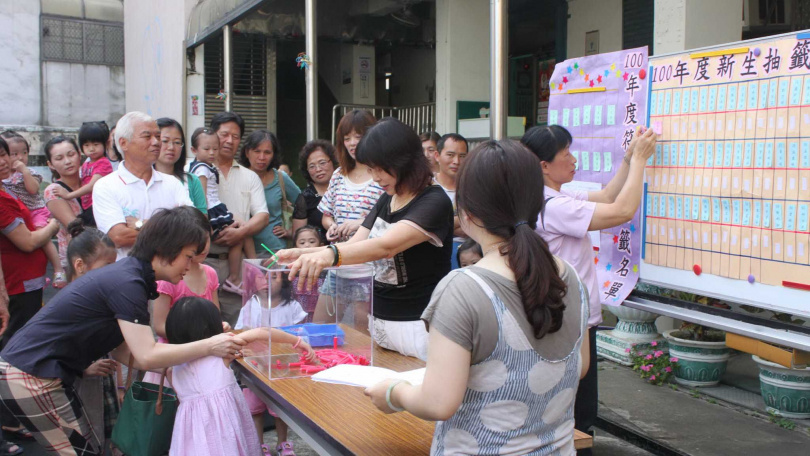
[305,0,318,140]
[223,24,233,112]
[490,0,508,139]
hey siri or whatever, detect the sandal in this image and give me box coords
[276,441,295,456]
[261,444,273,456]
[2,426,33,441]
[221,279,243,295]
[0,441,23,456]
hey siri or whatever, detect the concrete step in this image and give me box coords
[597,359,810,455]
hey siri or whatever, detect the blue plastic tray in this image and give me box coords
[279,323,345,347]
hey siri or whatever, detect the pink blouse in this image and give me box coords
[155,265,220,343]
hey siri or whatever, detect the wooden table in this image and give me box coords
[235,327,592,455]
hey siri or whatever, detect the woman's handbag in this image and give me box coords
[110,358,178,456]
[277,169,295,247]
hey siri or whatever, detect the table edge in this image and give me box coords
[234,361,355,456]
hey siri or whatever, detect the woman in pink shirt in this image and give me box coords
[521,124,656,454]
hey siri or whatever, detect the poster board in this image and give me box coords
[547,47,650,306]
[642,31,810,318]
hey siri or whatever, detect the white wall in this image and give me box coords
[42,63,125,127]
[684,0,742,50]
[124,0,187,119]
[0,0,41,125]
[186,44,206,140]
[435,0,489,133]
[655,0,742,54]
[566,0,623,59]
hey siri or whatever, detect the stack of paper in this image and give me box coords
[310,364,426,388]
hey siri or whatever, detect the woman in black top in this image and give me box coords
[275,118,453,359]
[0,207,246,455]
[292,140,338,243]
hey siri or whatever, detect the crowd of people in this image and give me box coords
[0,107,656,456]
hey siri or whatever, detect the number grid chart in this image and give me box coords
[646,34,810,291]
[547,47,649,305]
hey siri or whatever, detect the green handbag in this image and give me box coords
[111,359,178,456]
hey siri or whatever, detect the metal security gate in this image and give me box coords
[204,32,268,135]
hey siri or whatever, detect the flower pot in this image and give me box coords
[663,329,730,387]
[596,305,666,366]
[752,355,810,419]
[607,305,661,341]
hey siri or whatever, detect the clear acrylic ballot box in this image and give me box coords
[238,260,374,379]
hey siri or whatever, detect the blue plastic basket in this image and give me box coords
[279,323,345,347]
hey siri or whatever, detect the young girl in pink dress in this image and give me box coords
[166,297,314,456]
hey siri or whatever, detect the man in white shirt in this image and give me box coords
[433,133,469,269]
[206,112,270,324]
[93,111,192,260]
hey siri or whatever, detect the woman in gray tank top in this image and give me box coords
[365,139,591,455]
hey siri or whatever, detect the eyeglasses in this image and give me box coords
[307,159,331,171]
[161,139,184,148]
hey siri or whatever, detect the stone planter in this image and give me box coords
[596,305,666,366]
[753,355,810,419]
[663,329,730,387]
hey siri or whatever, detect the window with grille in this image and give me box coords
[622,0,654,53]
[204,32,269,135]
[41,16,124,66]
[204,33,267,96]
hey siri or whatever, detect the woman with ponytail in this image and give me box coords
[521,124,656,449]
[365,140,590,455]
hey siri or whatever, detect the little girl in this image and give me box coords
[151,206,221,343]
[167,297,313,456]
[188,127,254,294]
[64,220,120,452]
[52,121,114,226]
[291,226,324,322]
[456,238,483,268]
[236,268,307,456]
[0,130,68,287]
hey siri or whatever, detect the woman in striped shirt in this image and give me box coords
[318,110,384,242]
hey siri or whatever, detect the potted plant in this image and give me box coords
[628,341,679,386]
[751,355,810,419]
[663,323,730,387]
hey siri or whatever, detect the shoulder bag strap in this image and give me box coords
[277,169,288,203]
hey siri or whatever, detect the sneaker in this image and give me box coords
[276,441,295,456]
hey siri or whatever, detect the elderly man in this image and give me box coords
[205,112,269,324]
[93,111,192,260]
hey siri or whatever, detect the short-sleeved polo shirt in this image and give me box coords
[1,257,156,385]
[92,162,193,260]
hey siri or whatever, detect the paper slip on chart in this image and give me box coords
[310,365,426,388]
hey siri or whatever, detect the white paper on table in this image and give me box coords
[310,365,426,388]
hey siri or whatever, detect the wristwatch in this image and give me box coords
[134,219,144,231]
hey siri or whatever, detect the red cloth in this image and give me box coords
[0,191,47,295]
[80,157,113,209]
